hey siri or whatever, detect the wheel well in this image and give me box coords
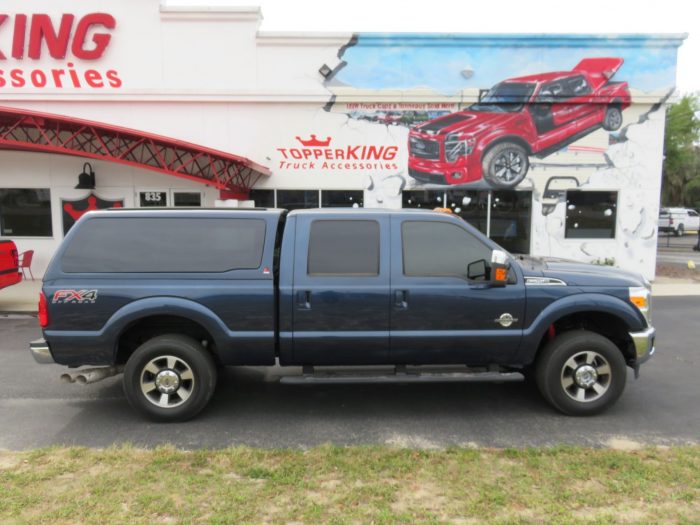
[482,136,533,159]
[610,98,623,109]
[534,311,635,364]
[115,315,216,365]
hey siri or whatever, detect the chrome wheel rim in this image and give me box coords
[493,151,524,182]
[560,351,611,403]
[140,355,195,408]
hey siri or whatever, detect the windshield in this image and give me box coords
[470,82,535,113]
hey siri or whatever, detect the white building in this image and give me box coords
[0,1,686,279]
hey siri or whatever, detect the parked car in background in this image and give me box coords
[0,240,22,290]
[378,111,402,125]
[658,207,700,236]
[408,57,631,188]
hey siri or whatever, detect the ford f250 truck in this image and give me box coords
[30,208,655,421]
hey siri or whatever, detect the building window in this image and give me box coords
[173,192,202,207]
[402,189,445,209]
[404,189,532,254]
[307,220,379,276]
[249,189,275,208]
[0,188,52,237]
[490,191,531,254]
[321,190,363,208]
[445,190,489,235]
[565,191,617,239]
[276,190,319,210]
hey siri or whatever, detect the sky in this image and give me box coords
[169,0,696,95]
[335,38,678,94]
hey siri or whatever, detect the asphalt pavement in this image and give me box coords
[0,296,698,450]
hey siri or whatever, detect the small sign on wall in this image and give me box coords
[62,193,124,235]
[139,191,167,207]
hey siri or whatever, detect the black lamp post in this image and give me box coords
[75,162,96,189]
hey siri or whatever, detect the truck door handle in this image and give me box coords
[394,290,408,309]
[297,290,311,309]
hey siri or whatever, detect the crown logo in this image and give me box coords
[295,134,331,147]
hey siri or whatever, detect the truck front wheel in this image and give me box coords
[482,142,529,189]
[123,334,217,422]
[535,330,627,416]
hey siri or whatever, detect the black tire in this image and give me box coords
[675,224,684,237]
[602,106,623,131]
[535,330,627,416]
[520,365,538,389]
[482,142,529,188]
[123,334,217,422]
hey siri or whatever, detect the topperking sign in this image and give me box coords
[276,135,400,172]
[0,12,121,89]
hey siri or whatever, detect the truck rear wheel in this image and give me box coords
[602,105,623,131]
[535,330,627,416]
[123,334,217,422]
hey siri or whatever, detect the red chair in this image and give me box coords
[18,250,34,281]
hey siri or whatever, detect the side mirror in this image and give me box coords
[490,249,509,287]
[467,259,487,281]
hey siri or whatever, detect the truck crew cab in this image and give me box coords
[31,208,655,421]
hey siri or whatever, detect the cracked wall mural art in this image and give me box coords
[287,33,679,278]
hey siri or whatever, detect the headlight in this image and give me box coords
[629,286,651,324]
[444,134,475,163]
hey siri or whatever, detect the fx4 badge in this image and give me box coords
[52,289,98,304]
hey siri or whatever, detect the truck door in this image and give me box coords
[292,214,391,365]
[531,78,589,147]
[390,215,525,365]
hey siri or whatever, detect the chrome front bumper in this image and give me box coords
[629,327,656,365]
[30,338,55,364]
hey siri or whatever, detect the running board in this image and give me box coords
[280,365,523,385]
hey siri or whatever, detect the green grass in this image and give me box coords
[0,445,699,524]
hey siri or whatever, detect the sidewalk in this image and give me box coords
[651,276,700,297]
[0,279,42,314]
[1,276,698,314]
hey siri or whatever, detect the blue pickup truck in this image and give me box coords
[30,208,655,421]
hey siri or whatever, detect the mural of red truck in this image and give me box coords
[408,58,631,188]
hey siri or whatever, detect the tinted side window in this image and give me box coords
[567,75,592,96]
[62,217,266,273]
[402,221,492,278]
[308,220,379,276]
[537,80,574,102]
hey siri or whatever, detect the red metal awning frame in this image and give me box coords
[0,106,271,192]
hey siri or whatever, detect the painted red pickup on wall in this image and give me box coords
[408,58,631,188]
[0,240,22,291]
